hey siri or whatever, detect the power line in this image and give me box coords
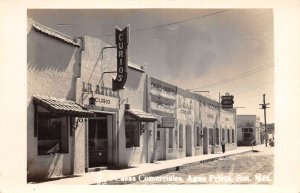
[234,81,274,96]
[190,62,274,90]
[95,9,230,38]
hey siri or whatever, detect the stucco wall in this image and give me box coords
[27,21,80,180]
[237,115,260,145]
[77,36,151,167]
[119,67,151,166]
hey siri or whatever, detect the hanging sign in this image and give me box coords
[221,94,234,108]
[112,25,129,91]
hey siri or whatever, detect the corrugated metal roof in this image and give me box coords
[125,109,157,122]
[33,95,93,117]
[31,20,80,47]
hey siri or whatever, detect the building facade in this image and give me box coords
[237,115,263,146]
[27,19,237,181]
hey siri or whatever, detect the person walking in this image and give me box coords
[221,138,226,153]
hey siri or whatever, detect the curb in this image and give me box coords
[96,149,253,185]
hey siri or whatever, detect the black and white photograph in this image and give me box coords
[26,8,274,185]
[1,1,300,193]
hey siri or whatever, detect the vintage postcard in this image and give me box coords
[1,1,300,193]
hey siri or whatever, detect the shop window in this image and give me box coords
[37,114,68,155]
[157,131,161,141]
[232,129,235,143]
[179,124,183,148]
[125,120,140,148]
[169,129,173,148]
[216,128,220,145]
[209,128,213,145]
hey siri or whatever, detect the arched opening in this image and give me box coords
[185,124,192,157]
[203,127,208,154]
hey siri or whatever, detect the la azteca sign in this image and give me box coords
[112,26,129,91]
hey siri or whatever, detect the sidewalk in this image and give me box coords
[37,145,266,185]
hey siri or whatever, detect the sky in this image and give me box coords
[27,9,274,123]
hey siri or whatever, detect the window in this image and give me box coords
[209,128,213,145]
[169,129,174,148]
[232,129,235,143]
[37,114,68,155]
[216,128,220,145]
[242,128,248,132]
[157,131,161,140]
[179,125,183,148]
[125,120,140,148]
[243,128,253,133]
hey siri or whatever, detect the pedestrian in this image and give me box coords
[221,138,226,153]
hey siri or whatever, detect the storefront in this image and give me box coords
[237,115,262,146]
[149,76,176,160]
[27,18,238,181]
[80,85,119,169]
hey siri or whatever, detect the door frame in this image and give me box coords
[85,110,117,170]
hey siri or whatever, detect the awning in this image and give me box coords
[33,95,94,117]
[125,109,157,122]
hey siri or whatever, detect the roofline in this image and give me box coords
[29,18,80,47]
[128,63,145,73]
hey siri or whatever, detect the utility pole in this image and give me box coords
[259,94,270,147]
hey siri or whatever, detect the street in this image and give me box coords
[132,146,274,185]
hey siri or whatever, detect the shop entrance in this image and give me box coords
[156,128,166,160]
[88,114,108,168]
[203,128,208,154]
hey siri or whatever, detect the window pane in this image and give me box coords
[125,120,140,148]
[38,115,68,155]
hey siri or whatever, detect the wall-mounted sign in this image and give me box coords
[84,94,119,109]
[112,25,129,91]
[158,117,175,128]
[82,82,119,98]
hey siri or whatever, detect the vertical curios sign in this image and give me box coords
[113,25,129,91]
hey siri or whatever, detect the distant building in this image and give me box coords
[261,123,275,140]
[237,115,263,146]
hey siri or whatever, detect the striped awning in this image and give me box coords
[125,109,157,122]
[33,95,94,117]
